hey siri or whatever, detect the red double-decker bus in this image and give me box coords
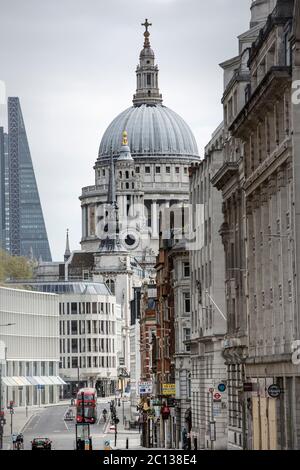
[76,388,97,424]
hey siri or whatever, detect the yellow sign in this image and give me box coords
[162,383,176,396]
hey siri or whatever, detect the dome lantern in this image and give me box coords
[133,19,163,107]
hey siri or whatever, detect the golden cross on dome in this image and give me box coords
[142,19,152,33]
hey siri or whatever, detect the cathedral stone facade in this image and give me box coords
[80,21,200,267]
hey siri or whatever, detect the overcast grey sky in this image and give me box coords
[0,0,251,260]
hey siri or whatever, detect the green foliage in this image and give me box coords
[0,250,33,282]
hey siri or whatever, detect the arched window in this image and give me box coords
[126,171,129,179]
[119,171,122,178]
[106,279,115,296]
[187,373,191,399]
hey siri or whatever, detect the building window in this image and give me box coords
[288,280,292,300]
[72,357,78,369]
[135,167,140,173]
[72,339,78,353]
[106,279,115,295]
[183,262,190,278]
[71,303,77,315]
[279,284,283,301]
[71,321,77,335]
[285,32,291,66]
[145,166,150,174]
[166,166,170,174]
[156,167,160,174]
[184,292,191,314]
[175,167,180,174]
[183,328,191,352]
[102,169,105,176]
[270,287,273,305]
[184,167,188,174]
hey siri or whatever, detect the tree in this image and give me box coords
[0,250,33,282]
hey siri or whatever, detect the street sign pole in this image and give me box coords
[210,390,215,450]
[10,406,13,435]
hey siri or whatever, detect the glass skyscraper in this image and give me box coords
[6,97,52,261]
[0,127,5,249]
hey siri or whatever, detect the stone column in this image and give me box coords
[260,184,270,356]
[252,190,262,356]
[151,200,158,238]
[246,197,255,355]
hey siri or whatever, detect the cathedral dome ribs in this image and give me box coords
[97,20,199,162]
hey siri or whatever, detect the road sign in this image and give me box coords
[104,439,112,450]
[268,384,281,398]
[212,401,222,417]
[162,383,176,396]
[213,392,222,401]
[139,382,152,395]
[217,383,226,393]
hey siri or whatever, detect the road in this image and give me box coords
[21,399,113,450]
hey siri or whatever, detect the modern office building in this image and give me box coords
[0,127,5,249]
[0,285,63,407]
[0,128,9,251]
[18,281,121,397]
[7,97,52,261]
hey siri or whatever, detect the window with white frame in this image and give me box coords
[184,292,191,314]
[183,262,190,278]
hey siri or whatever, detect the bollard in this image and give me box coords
[126,438,129,449]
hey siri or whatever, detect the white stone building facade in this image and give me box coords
[0,286,62,407]
[189,125,228,450]
[19,281,120,397]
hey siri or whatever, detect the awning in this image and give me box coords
[1,376,67,387]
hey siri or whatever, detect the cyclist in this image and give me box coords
[16,433,24,450]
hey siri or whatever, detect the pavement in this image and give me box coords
[106,400,142,450]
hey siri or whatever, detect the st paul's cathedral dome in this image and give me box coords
[98,19,199,162]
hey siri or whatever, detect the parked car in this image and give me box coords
[31,437,52,450]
